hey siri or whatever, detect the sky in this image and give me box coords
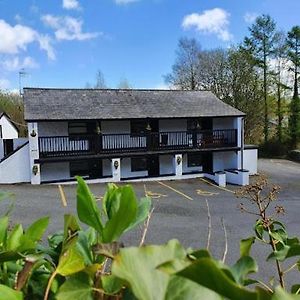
[0,0,300,92]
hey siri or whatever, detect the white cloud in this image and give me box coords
[0,79,10,90]
[115,0,139,4]
[63,0,80,10]
[182,8,233,42]
[244,12,258,24]
[41,15,99,41]
[0,19,55,60]
[1,56,39,71]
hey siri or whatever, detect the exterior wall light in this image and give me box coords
[146,122,152,131]
[114,160,119,170]
[30,129,37,137]
[32,165,39,175]
[176,156,182,165]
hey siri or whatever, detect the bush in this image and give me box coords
[259,139,290,157]
[0,176,299,300]
[288,149,300,162]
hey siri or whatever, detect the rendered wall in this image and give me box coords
[0,115,18,139]
[213,151,237,172]
[41,162,70,182]
[38,122,68,136]
[0,143,30,184]
[243,149,258,175]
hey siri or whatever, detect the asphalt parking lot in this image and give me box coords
[0,158,299,284]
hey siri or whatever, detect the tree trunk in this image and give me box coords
[263,53,269,143]
[277,83,282,143]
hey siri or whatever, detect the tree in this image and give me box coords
[287,26,300,147]
[117,77,132,89]
[245,14,280,143]
[228,47,264,142]
[165,37,201,90]
[198,48,231,101]
[94,69,106,88]
[271,31,289,143]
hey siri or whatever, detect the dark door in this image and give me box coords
[3,139,13,156]
[148,155,159,177]
[202,152,213,173]
[89,159,102,179]
[149,120,159,150]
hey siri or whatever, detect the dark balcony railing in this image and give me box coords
[38,129,237,158]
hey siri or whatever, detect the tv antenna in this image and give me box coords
[19,68,28,95]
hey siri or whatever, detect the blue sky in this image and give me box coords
[0,0,299,91]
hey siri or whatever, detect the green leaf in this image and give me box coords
[269,228,288,244]
[0,216,8,245]
[230,256,258,285]
[56,238,85,276]
[240,237,255,257]
[56,272,93,300]
[102,185,138,243]
[6,224,23,251]
[165,275,222,300]
[63,214,81,244]
[272,287,300,299]
[76,176,103,233]
[176,258,267,300]
[25,216,49,242]
[0,284,23,300]
[188,249,211,260]
[291,285,300,294]
[101,274,124,295]
[112,239,186,300]
[125,196,151,232]
[102,183,119,218]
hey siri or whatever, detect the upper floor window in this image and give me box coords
[130,120,147,135]
[0,125,2,138]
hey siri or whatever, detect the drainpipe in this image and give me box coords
[241,117,244,170]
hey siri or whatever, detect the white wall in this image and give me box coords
[121,158,148,179]
[0,143,30,184]
[160,155,174,175]
[0,114,18,139]
[101,120,130,134]
[41,162,70,182]
[213,151,237,172]
[38,122,68,136]
[243,149,258,175]
[213,117,235,130]
[159,119,187,132]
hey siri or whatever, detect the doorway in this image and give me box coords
[3,139,13,157]
[148,155,159,177]
[202,152,213,173]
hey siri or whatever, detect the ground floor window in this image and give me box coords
[187,153,202,167]
[70,161,90,177]
[131,157,147,172]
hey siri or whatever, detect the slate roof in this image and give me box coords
[23,88,245,121]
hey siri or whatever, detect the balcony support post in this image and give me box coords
[111,158,121,182]
[28,122,41,185]
[174,154,183,178]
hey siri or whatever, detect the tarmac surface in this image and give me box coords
[0,158,299,286]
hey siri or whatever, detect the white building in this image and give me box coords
[22,88,258,186]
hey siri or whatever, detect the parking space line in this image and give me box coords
[196,189,219,196]
[199,178,235,194]
[156,181,193,201]
[58,185,67,207]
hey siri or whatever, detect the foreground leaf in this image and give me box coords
[0,284,23,300]
[56,272,93,300]
[76,176,103,233]
[112,239,186,300]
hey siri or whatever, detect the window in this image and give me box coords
[187,153,202,167]
[131,157,147,172]
[130,120,147,135]
[70,161,90,177]
[0,125,2,138]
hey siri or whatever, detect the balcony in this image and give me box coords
[38,129,237,159]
